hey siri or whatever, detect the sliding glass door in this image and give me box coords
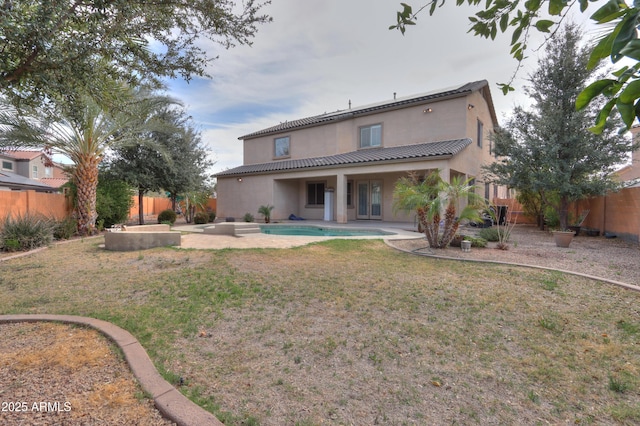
[356,180,382,220]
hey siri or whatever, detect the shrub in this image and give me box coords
[468,236,487,248]
[208,211,216,223]
[0,214,54,252]
[194,212,208,224]
[95,178,134,228]
[478,227,500,242]
[53,217,77,240]
[158,209,177,225]
[243,213,254,222]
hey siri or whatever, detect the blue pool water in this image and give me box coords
[260,225,394,237]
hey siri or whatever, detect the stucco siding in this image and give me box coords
[242,96,474,167]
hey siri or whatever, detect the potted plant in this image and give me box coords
[258,205,274,223]
[551,229,574,248]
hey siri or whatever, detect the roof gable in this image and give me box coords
[239,80,494,140]
[216,138,472,177]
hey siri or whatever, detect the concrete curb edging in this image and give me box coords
[0,314,223,426]
[385,240,640,292]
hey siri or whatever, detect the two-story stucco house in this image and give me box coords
[0,150,69,192]
[215,80,504,224]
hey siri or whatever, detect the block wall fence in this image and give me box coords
[0,191,217,224]
[0,189,636,243]
[128,197,217,220]
[495,186,640,243]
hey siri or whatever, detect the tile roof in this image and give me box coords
[216,138,472,177]
[40,177,69,188]
[239,81,490,140]
[1,150,45,160]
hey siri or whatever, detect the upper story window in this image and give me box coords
[477,119,484,148]
[1,160,13,171]
[359,124,382,148]
[32,165,38,179]
[274,136,290,158]
[45,167,53,178]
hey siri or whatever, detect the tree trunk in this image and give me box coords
[73,154,100,236]
[559,196,569,231]
[138,189,145,225]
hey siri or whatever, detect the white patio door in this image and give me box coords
[357,180,382,220]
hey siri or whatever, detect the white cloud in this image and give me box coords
[167,0,599,174]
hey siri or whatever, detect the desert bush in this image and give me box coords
[0,214,55,252]
[467,236,487,248]
[53,217,77,240]
[194,211,208,224]
[243,213,254,222]
[208,211,216,223]
[158,209,177,225]
[95,178,134,228]
[478,227,500,242]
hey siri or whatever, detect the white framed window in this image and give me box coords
[359,124,382,148]
[32,165,38,179]
[274,136,290,158]
[1,160,13,171]
[45,167,53,177]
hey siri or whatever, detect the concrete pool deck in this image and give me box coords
[173,221,424,249]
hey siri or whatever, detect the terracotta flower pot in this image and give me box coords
[552,230,574,248]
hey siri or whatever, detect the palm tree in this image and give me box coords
[0,92,176,235]
[258,204,274,223]
[393,170,484,248]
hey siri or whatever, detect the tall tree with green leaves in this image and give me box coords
[0,92,176,234]
[153,109,213,211]
[1,0,271,110]
[106,106,212,224]
[482,24,636,231]
[390,1,640,132]
[106,143,168,225]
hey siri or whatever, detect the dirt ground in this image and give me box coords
[389,224,640,287]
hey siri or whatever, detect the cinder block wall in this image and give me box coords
[0,190,70,220]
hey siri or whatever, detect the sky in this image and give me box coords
[163,0,597,175]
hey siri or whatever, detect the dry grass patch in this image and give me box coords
[0,322,173,425]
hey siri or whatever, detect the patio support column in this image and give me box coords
[336,173,347,223]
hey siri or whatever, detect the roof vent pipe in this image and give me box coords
[348,99,351,109]
[394,92,396,100]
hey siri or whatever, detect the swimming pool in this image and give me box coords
[260,225,395,237]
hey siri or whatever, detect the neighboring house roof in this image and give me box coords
[239,80,496,140]
[0,171,57,191]
[1,150,46,161]
[217,138,472,177]
[40,177,69,189]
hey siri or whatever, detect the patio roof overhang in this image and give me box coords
[215,138,471,179]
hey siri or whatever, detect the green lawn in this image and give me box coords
[2,237,639,425]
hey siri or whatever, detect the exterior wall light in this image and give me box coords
[423,108,433,113]
[468,104,475,110]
